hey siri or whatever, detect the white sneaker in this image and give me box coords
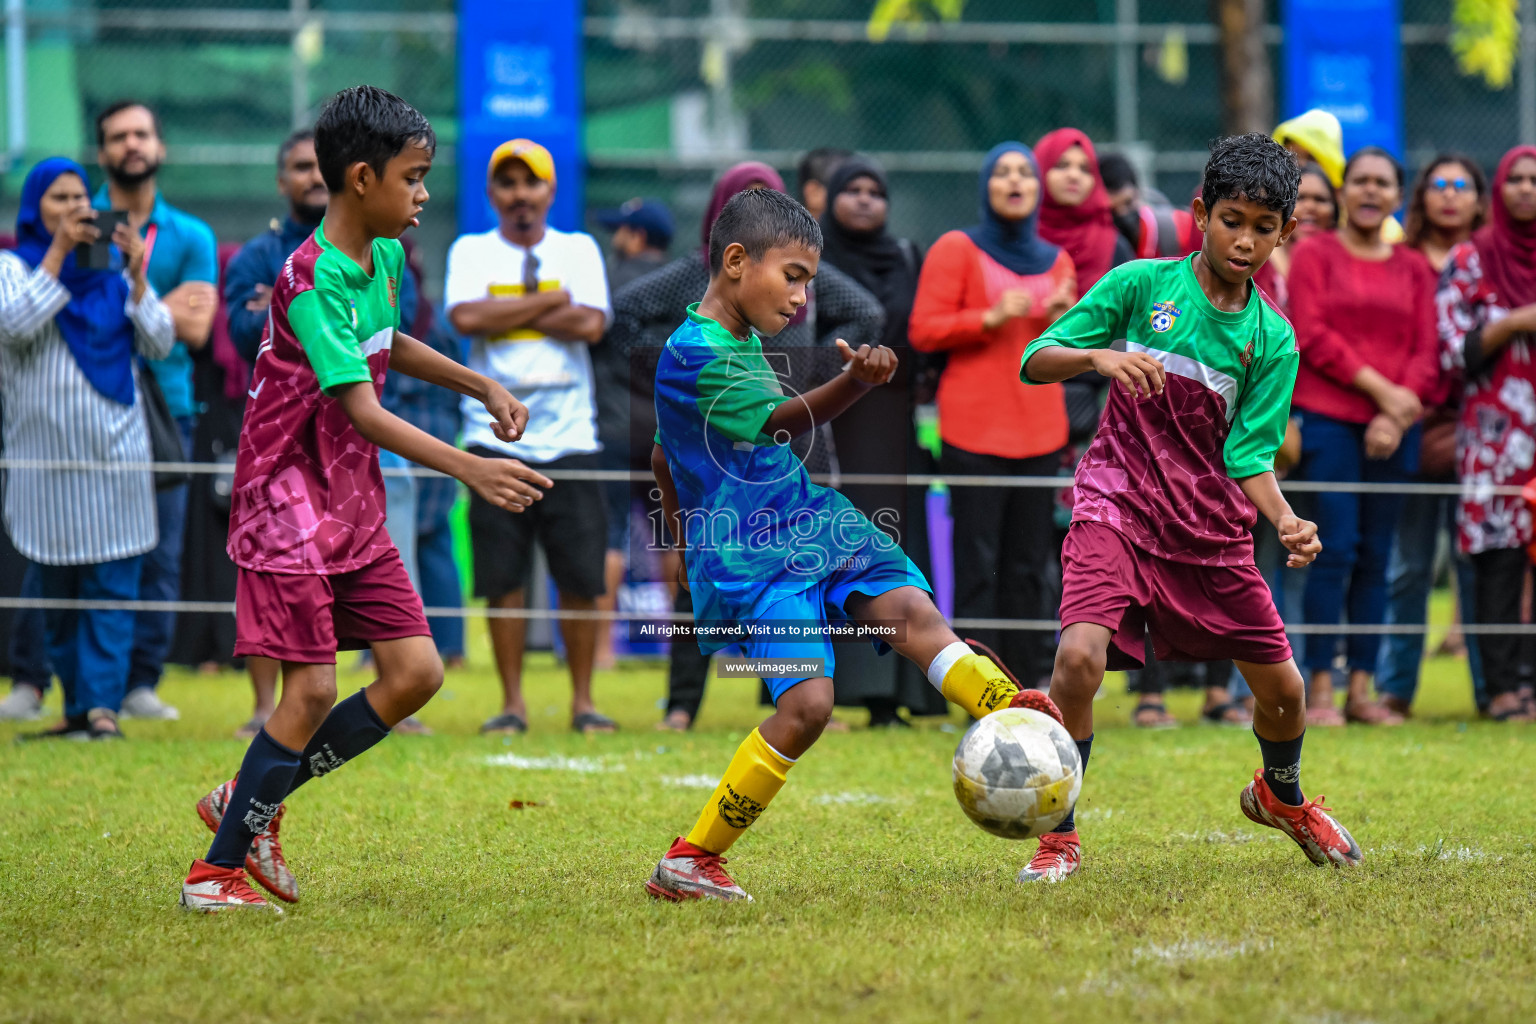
[121,687,180,720]
[0,684,43,721]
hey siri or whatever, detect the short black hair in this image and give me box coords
[1200,132,1301,221]
[278,128,315,171]
[797,147,853,191]
[1099,152,1139,193]
[95,100,161,147]
[1343,145,1405,189]
[313,86,436,193]
[708,187,823,275]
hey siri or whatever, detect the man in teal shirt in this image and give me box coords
[94,100,218,720]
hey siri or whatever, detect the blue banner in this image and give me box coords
[1282,0,1402,158]
[457,0,583,233]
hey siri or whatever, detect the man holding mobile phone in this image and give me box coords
[92,99,219,722]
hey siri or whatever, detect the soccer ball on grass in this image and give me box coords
[952,706,1081,839]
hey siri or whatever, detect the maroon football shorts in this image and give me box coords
[233,547,430,664]
[1058,521,1293,672]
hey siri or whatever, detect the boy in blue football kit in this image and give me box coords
[645,187,1061,902]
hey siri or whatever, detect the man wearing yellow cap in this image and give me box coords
[445,138,617,735]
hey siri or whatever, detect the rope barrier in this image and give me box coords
[0,458,1522,496]
[3,597,1533,635]
[4,457,1528,632]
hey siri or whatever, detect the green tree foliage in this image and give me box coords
[1452,0,1521,88]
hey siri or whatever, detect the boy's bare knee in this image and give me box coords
[1054,640,1105,689]
[414,659,445,700]
[784,685,834,740]
[290,676,338,725]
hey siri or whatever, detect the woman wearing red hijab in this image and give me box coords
[1439,145,1536,722]
[1035,128,1135,294]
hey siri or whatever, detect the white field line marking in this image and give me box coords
[483,754,622,773]
[1132,937,1272,964]
[660,774,719,789]
[1172,828,1281,844]
[811,791,899,806]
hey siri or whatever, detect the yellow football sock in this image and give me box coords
[940,652,1020,719]
[684,727,795,855]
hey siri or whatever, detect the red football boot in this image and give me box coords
[196,779,299,902]
[1240,769,1363,867]
[645,837,752,902]
[1017,830,1082,883]
[1008,688,1065,726]
[179,860,273,912]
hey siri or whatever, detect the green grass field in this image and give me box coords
[2,606,1532,1024]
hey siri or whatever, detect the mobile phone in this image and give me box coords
[74,210,129,271]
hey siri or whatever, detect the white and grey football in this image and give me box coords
[952,706,1082,840]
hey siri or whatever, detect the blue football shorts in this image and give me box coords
[721,542,932,703]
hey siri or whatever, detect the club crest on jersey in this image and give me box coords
[1240,338,1256,368]
[1149,301,1182,334]
[387,276,398,308]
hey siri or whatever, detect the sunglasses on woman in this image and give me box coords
[1430,176,1472,193]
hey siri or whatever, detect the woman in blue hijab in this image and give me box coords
[909,141,1077,689]
[0,157,174,739]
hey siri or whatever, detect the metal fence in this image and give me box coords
[3,1,1535,284]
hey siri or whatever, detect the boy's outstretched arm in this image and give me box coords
[335,381,552,511]
[1238,471,1321,568]
[390,331,529,443]
[763,339,896,439]
[1023,345,1166,399]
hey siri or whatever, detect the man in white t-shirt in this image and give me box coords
[445,138,615,735]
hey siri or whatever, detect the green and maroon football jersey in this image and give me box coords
[1022,255,1299,567]
[227,221,405,574]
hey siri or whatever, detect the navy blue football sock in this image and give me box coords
[1255,729,1305,806]
[284,688,391,798]
[205,729,302,869]
[1051,735,1094,835]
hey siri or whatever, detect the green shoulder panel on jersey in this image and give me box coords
[693,344,792,445]
[287,286,374,393]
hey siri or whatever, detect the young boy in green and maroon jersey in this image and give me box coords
[1018,133,1362,883]
[181,86,552,911]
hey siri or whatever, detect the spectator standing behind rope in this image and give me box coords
[1260,162,1338,304]
[607,161,884,730]
[1377,154,1490,717]
[1438,145,1536,723]
[445,138,615,736]
[797,147,852,221]
[0,158,175,739]
[817,155,947,724]
[1288,147,1441,727]
[1099,152,1200,261]
[93,100,219,723]
[909,142,1075,689]
[591,198,673,670]
[389,236,464,673]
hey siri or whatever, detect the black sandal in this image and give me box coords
[1132,702,1178,729]
[479,712,527,734]
[572,711,618,734]
[1202,701,1252,726]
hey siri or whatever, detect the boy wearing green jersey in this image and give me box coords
[182,87,550,911]
[1019,133,1362,882]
